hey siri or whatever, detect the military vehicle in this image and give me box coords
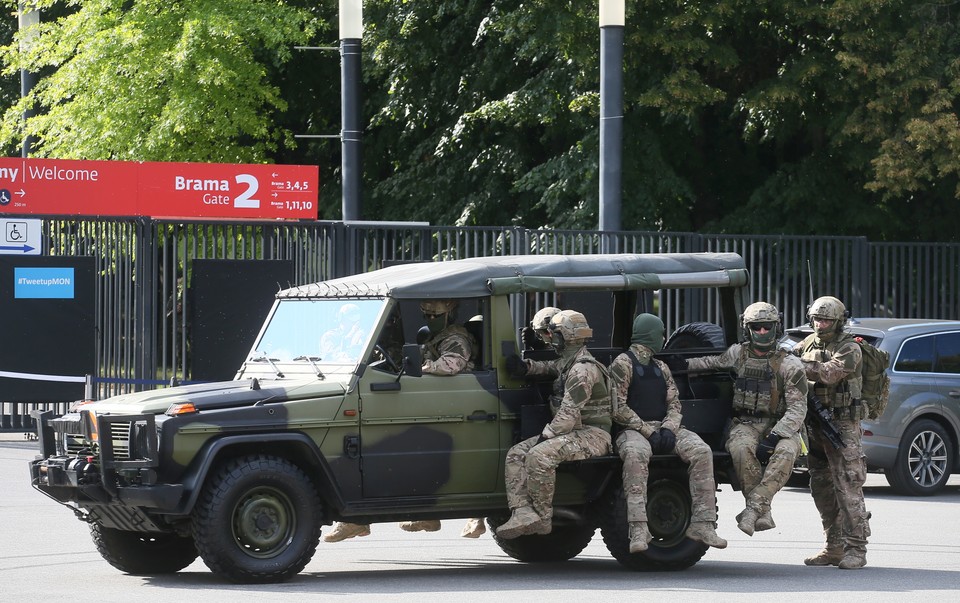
[29,253,748,583]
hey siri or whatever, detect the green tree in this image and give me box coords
[0,0,317,163]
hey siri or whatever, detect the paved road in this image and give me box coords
[2,436,958,602]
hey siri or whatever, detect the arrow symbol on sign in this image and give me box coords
[0,244,35,253]
[272,192,278,198]
[15,189,25,197]
[272,172,279,178]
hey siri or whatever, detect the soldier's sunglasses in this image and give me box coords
[423,311,446,319]
[748,321,776,332]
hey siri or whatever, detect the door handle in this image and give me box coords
[949,390,960,399]
[467,411,497,421]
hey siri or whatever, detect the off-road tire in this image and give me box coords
[191,454,322,583]
[885,419,955,496]
[599,476,709,571]
[488,516,595,562]
[91,523,198,575]
[665,322,726,350]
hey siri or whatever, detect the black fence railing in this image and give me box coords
[3,218,959,432]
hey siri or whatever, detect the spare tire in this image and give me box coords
[664,322,726,350]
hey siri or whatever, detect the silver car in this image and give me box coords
[784,318,960,496]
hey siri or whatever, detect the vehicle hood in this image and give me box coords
[84,378,347,415]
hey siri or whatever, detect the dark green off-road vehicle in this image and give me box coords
[30,253,748,583]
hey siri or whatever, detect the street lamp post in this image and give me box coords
[599,0,624,253]
[19,3,39,158]
[340,0,362,221]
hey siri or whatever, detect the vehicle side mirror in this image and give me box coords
[402,344,423,378]
[416,325,431,345]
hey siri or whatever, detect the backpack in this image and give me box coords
[853,336,890,420]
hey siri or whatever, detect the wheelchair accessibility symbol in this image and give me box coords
[7,221,25,241]
[0,189,10,206]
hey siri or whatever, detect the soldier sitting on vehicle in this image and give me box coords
[668,302,808,536]
[609,313,727,552]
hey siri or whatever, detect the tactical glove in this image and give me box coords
[505,354,528,377]
[521,326,538,350]
[647,429,662,453]
[656,427,677,454]
[755,432,781,464]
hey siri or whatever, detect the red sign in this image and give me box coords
[0,158,319,220]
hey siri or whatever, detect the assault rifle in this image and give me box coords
[807,392,846,449]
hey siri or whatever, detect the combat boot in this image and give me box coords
[838,548,867,570]
[400,520,441,532]
[685,521,727,549]
[496,506,542,540]
[737,508,759,536]
[754,510,776,531]
[323,522,371,543]
[460,517,486,538]
[803,548,843,566]
[629,521,652,553]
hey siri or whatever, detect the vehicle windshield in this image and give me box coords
[250,298,385,368]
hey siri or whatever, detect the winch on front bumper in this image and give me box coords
[29,409,184,515]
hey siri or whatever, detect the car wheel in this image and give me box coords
[664,322,726,350]
[488,516,596,562]
[598,476,708,571]
[192,454,322,583]
[91,524,198,575]
[885,419,955,496]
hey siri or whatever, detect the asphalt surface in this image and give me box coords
[2,432,959,602]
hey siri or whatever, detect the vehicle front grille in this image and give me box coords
[64,421,132,460]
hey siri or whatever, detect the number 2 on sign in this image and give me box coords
[234,174,260,208]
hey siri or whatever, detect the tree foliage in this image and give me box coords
[0,0,317,162]
[2,1,960,241]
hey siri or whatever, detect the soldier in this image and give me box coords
[668,302,807,536]
[609,313,727,553]
[498,310,612,539]
[324,298,478,542]
[794,296,870,570]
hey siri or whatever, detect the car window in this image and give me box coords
[894,335,935,372]
[935,332,960,374]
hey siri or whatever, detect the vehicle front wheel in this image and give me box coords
[885,419,955,496]
[488,515,595,562]
[192,454,322,583]
[91,524,198,575]
[599,476,708,571]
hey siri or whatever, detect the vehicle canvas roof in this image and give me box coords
[277,252,748,300]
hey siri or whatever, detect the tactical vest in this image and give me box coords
[732,348,784,417]
[552,354,612,430]
[799,334,862,409]
[624,350,668,421]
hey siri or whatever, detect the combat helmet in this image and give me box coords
[548,309,593,351]
[531,306,561,341]
[420,299,459,332]
[741,301,782,351]
[807,296,847,339]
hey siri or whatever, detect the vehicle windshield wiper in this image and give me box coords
[293,355,326,380]
[248,352,285,378]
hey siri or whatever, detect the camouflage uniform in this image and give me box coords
[686,302,807,536]
[795,296,870,569]
[610,336,726,552]
[498,311,612,539]
[421,325,476,374]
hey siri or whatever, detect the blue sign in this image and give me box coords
[14,267,75,299]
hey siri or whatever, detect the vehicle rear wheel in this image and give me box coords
[192,454,322,583]
[91,524,197,575]
[885,419,955,496]
[488,515,595,562]
[599,476,708,571]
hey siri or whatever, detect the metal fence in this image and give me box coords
[3,218,959,432]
